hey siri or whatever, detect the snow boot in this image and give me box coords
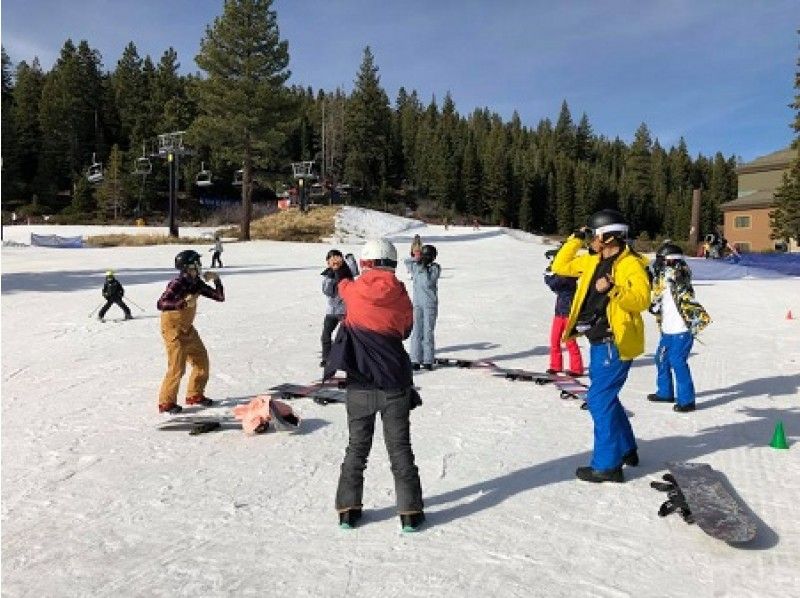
[338,508,362,529]
[673,402,696,413]
[423,363,433,371]
[647,393,675,403]
[411,363,421,371]
[186,395,214,407]
[400,512,425,532]
[546,368,561,375]
[159,402,183,414]
[622,449,639,467]
[575,466,624,483]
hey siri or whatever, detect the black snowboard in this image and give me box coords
[158,416,244,435]
[268,382,346,405]
[651,462,757,544]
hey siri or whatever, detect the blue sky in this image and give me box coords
[2,0,797,162]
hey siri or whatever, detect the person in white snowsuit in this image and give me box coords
[405,244,440,369]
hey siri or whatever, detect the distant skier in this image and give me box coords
[405,244,440,370]
[324,238,425,532]
[551,209,650,483]
[648,243,711,412]
[155,250,225,414]
[320,249,359,367]
[98,270,132,322]
[210,234,223,268]
[544,249,583,376]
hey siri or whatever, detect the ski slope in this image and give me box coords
[2,210,799,597]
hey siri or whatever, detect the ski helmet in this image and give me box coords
[656,243,684,261]
[587,209,628,241]
[105,270,115,277]
[175,249,202,271]
[420,244,438,264]
[361,238,398,269]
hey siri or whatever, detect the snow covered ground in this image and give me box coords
[2,210,799,597]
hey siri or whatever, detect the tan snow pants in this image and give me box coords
[158,310,209,406]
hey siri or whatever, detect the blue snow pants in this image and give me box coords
[409,304,437,365]
[655,331,695,407]
[586,341,637,471]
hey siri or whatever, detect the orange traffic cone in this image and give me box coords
[787,310,794,320]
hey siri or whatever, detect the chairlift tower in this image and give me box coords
[291,161,316,213]
[157,131,193,237]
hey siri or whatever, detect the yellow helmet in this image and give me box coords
[105,270,114,277]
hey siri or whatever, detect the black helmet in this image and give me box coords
[420,244,438,264]
[656,243,683,259]
[587,209,628,240]
[175,249,202,271]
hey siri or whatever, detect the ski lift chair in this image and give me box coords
[196,162,213,187]
[232,169,243,187]
[134,156,152,176]
[87,161,104,184]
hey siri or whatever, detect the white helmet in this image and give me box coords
[361,238,398,269]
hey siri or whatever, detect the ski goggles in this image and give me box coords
[586,223,629,239]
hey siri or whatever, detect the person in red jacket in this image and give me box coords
[324,238,425,532]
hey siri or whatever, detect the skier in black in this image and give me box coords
[98,270,132,322]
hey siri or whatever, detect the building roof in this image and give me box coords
[737,146,796,174]
[720,189,776,212]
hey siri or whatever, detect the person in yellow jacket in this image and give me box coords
[551,209,650,483]
[156,250,225,414]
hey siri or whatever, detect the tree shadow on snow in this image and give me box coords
[694,374,800,409]
[1,265,319,295]
[366,406,796,549]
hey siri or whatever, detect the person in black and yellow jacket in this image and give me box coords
[551,209,650,483]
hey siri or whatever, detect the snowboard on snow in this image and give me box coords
[651,462,757,544]
[268,380,347,405]
[158,415,242,435]
[435,356,588,408]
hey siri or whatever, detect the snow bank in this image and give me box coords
[332,206,424,243]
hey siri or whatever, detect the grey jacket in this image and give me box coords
[322,254,359,316]
[404,258,440,307]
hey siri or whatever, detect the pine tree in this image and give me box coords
[554,100,576,159]
[462,133,483,218]
[112,42,146,148]
[2,48,20,201]
[621,123,654,234]
[189,0,292,240]
[95,144,131,220]
[770,32,800,245]
[37,40,106,202]
[343,46,391,199]
[555,155,576,234]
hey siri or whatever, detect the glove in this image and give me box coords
[572,228,588,241]
[203,271,219,283]
[334,262,354,281]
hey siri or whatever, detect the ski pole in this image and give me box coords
[126,297,146,312]
[88,303,104,318]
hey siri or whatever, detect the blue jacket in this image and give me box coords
[404,258,440,307]
[544,269,576,316]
